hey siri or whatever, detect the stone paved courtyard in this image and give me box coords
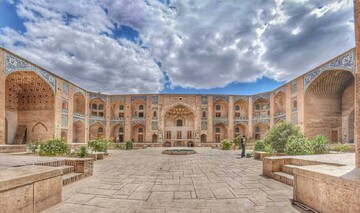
[45,148,303,213]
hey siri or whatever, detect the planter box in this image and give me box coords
[254,151,269,160]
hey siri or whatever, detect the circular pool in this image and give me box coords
[162,149,196,155]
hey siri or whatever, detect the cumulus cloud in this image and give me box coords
[0,0,355,93]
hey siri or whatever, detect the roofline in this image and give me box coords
[1,46,355,97]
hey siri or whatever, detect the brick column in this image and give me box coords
[248,97,253,142]
[208,96,214,143]
[105,96,111,139]
[0,50,6,144]
[125,96,132,142]
[269,93,275,127]
[228,96,234,141]
[354,0,360,168]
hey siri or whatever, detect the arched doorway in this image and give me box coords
[304,70,354,142]
[254,122,269,140]
[89,122,104,140]
[132,124,146,142]
[111,124,125,142]
[214,124,227,143]
[274,91,286,116]
[234,123,248,139]
[61,130,67,142]
[201,134,207,143]
[164,141,171,147]
[152,134,158,143]
[5,71,55,144]
[73,120,85,143]
[187,141,194,147]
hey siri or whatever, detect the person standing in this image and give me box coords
[241,135,246,158]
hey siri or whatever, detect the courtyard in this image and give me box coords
[44,148,301,213]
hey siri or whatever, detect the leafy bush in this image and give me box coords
[125,140,133,150]
[263,143,276,156]
[39,138,69,156]
[27,141,40,153]
[76,146,89,158]
[233,135,241,147]
[246,152,252,158]
[285,135,313,156]
[114,143,125,150]
[333,143,350,153]
[88,138,110,153]
[264,123,302,153]
[221,139,232,150]
[254,140,265,151]
[311,135,330,154]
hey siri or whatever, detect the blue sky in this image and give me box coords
[0,0,355,95]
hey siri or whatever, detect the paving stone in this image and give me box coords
[42,148,301,212]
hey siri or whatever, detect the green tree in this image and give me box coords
[263,123,302,153]
[285,135,313,156]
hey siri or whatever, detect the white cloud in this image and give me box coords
[0,0,355,93]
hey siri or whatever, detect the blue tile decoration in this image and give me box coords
[233,96,249,102]
[90,93,107,102]
[274,87,286,96]
[252,93,270,103]
[213,95,229,102]
[152,96,158,105]
[131,95,147,102]
[62,82,69,95]
[110,120,125,127]
[201,96,208,104]
[73,114,85,123]
[73,86,87,96]
[201,121,207,130]
[61,114,68,128]
[5,53,56,91]
[152,121,158,130]
[304,50,355,91]
[291,81,298,94]
[111,96,126,103]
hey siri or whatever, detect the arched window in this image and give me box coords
[153,111,157,118]
[99,104,104,110]
[201,134,207,143]
[293,100,298,109]
[92,104,97,110]
[119,105,124,111]
[255,104,260,110]
[255,127,260,133]
[215,105,221,111]
[202,111,206,118]
[216,127,220,133]
[138,127,143,133]
[176,119,183,127]
[235,105,240,111]
[98,127,104,133]
[119,128,123,133]
[139,105,144,110]
[235,127,240,133]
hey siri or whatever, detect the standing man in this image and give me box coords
[241,135,246,158]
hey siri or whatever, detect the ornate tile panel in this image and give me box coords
[90,93,107,102]
[152,121,158,130]
[291,81,298,94]
[152,96,158,105]
[213,95,229,102]
[72,86,87,96]
[110,120,125,127]
[233,96,249,102]
[304,50,355,91]
[111,96,126,103]
[201,121,208,130]
[62,82,69,95]
[5,53,56,91]
[274,87,286,96]
[61,114,68,128]
[252,93,270,103]
[201,96,208,104]
[131,95,147,102]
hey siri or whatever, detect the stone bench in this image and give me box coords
[0,165,63,213]
[254,151,269,161]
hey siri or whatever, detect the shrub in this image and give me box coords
[27,141,40,153]
[88,138,110,153]
[264,123,302,153]
[285,135,313,156]
[246,152,252,158]
[221,139,232,150]
[263,143,276,156]
[233,135,241,147]
[125,140,133,150]
[333,143,350,153]
[114,143,125,150]
[311,135,330,154]
[76,146,89,158]
[254,140,265,151]
[39,138,69,156]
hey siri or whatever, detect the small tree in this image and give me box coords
[254,140,265,151]
[125,140,133,150]
[233,135,241,148]
[264,123,302,153]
